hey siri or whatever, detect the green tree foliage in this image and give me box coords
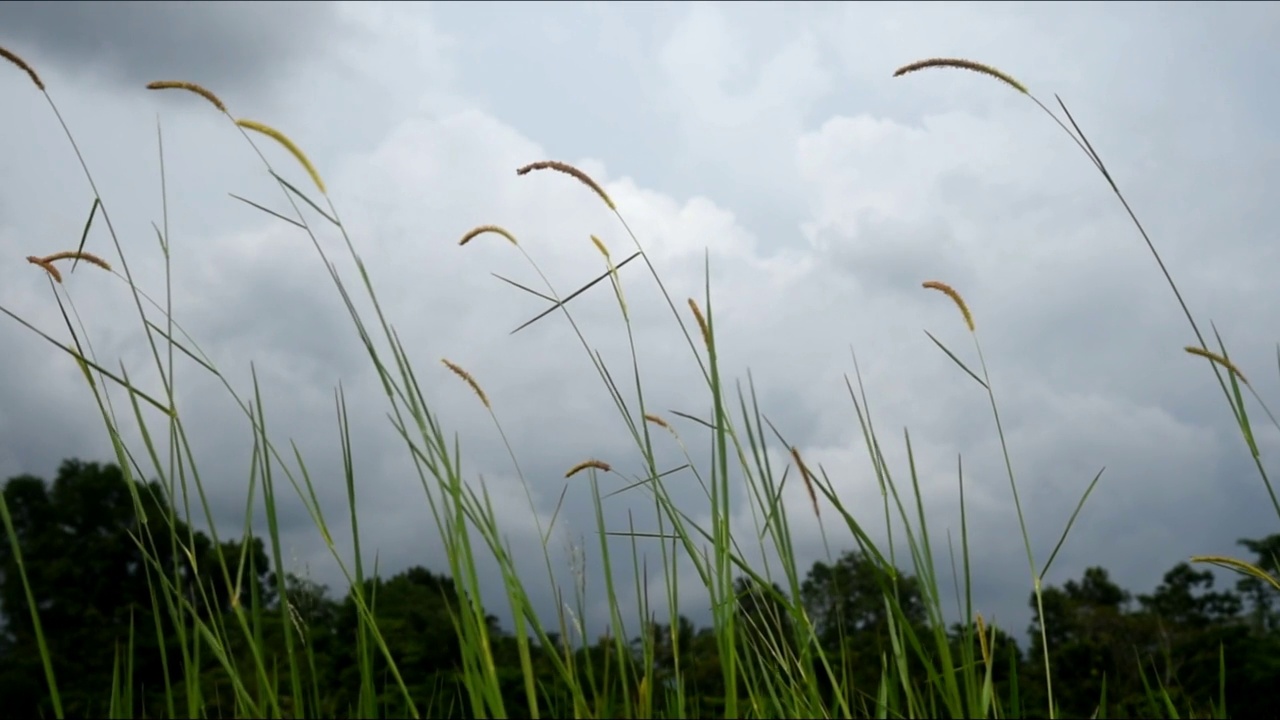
[3,460,1279,718]
[0,460,270,717]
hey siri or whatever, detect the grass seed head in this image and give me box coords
[590,234,611,259]
[893,57,1028,95]
[643,413,670,430]
[26,255,62,283]
[1184,346,1249,385]
[146,80,227,113]
[789,446,820,519]
[922,280,975,332]
[441,358,491,408]
[0,45,44,90]
[516,160,616,210]
[458,224,518,247]
[236,118,327,194]
[687,298,711,349]
[565,459,612,478]
[40,250,113,273]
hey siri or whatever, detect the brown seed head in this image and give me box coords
[565,459,612,478]
[441,358,491,408]
[789,446,821,519]
[1184,346,1249,385]
[146,80,227,113]
[516,160,616,210]
[643,413,670,430]
[40,250,113,273]
[922,280,975,332]
[458,224,518,247]
[893,57,1028,95]
[235,118,326,194]
[26,255,62,283]
[0,45,44,90]
[687,298,710,349]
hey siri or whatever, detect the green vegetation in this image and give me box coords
[2,48,1278,719]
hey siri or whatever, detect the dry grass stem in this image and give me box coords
[893,57,1028,95]
[922,280,975,332]
[458,225,518,247]
[565,459,612,478]
[0,45,44,90]
[643,413,670,430]
[1185,346,1250,385]
[146,80,227,113]
[441,359,491,408]
[236,118,327,194]
[26,256,62,283]
[516,160,616,210]
[41,250,113,272]
[789,446,821,518]
[687,298,711,349]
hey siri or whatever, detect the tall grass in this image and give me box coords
[1,46,1277,719]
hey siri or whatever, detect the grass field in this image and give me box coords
[2,45,1278,718]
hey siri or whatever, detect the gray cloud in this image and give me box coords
[0,1,340,97]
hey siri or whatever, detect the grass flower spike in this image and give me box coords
[893,57,1028,94]
[26,255,62,283]
[922,280,975,332]
[146,80,227,113]
[458,225,519,247]
[565,459,612,478]
[40,250,113,273]
[516,160,615,210]
[1184,346,1249,385]
[236,118,327,194]
[441,359,491,408]
[0,44,44,90]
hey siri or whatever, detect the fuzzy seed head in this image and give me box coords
[458,224,518,247]
[893,57,1028,94]
[922,280,975,332]
[565,459,612,478]
[516,160,616,210]
[643,413,670,430]
[40,250,112,273]
[687,298,710,349]
[0,45,43,90]
[789,446,821,519]
[1184,346,1249,385]
[26,255,62,283]
[441,358,491,408]
[590,234,611,259]
[236,118,326,194]
[146,80,227,113]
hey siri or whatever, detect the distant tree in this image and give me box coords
[801,550,928,703]
[0,459,270,717]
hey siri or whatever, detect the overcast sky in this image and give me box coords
[2,1,1279,648]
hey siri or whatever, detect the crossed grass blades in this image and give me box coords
[3,36,1280,720]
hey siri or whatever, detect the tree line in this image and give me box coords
[1,460,1276,717]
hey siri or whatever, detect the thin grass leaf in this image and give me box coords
[270,169,339,226]
[70,197,101,273]
[924,330,988,389]
[1040,467,1105,580]
[491,272,556,302]
[510,251,641,334]
[229,192,306,229]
